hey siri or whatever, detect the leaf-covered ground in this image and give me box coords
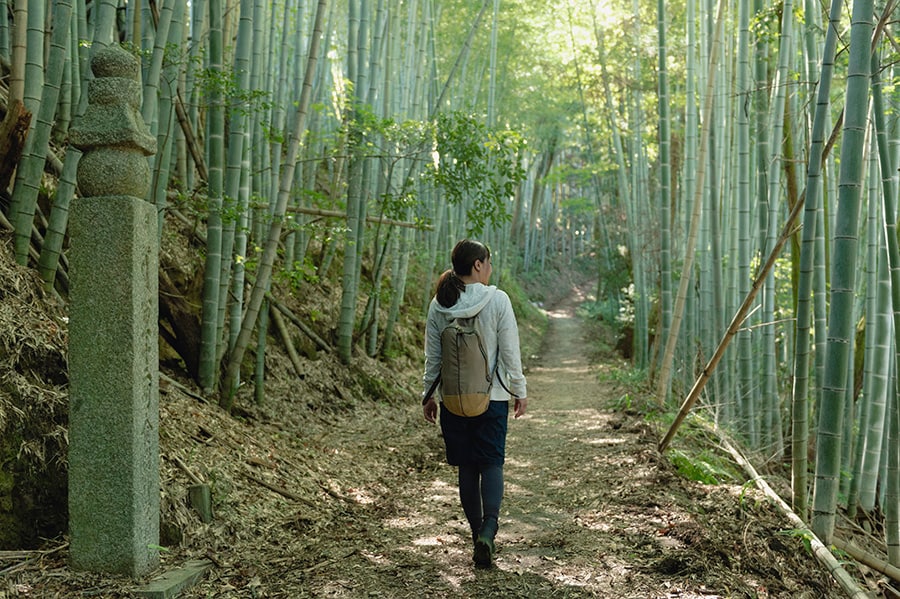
[283,282,848,599]
[0,275,883,598]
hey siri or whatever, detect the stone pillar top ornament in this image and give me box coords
[69,44,156,199]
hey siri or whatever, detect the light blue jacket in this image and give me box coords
[423,282,527,402]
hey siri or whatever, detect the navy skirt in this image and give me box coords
[440,400,509,467]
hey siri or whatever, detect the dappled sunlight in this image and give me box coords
[503,481,533,498]
[505,456,533,469]
[584,436,627,446]
[383,513,437,530]
[422,478,458,504]
[411,534,454,547]
[533,357,593,371]
[360,548,390,565]
[346,487,376,504]
[284,282,843,598]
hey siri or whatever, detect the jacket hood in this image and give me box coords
[433,283,497,319]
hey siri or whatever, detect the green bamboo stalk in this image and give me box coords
[791,0,843,518]
[811,0,874,544]
[887,385,900,564]
[854,136,889,513]
[10,0,45,264]
[214,0,254,365]
[222,0,328,407]
[761,0,794,458]
[38,0,112,290]
[870,39,900,563]
[337,0,365,364]
[655,0,725,406]
[198,0,226,392]
[140,0,176,130]
[0,0,9,62]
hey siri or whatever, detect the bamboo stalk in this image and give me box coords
[269,304,305,380]
[658,191,806,452]
[654,0,724,404]
[833,537,900,585]
[173,90,207,182]
[160,372,209,403]
[269,296,332,353]
[172,455,205,486]
[244,472,315,507]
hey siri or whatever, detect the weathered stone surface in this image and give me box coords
[68,42,160,579]
[68,196,159,577]
[68,44,155,199]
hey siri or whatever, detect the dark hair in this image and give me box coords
[435,239,490,308]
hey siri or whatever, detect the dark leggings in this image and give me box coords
[458,463,503,537]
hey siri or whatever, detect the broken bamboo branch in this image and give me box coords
[270,296,332,353]
[244,472,316,508]
[833,537,900,585]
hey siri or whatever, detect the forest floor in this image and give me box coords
[0,274,888,598]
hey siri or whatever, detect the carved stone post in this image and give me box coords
[67,45,159,577]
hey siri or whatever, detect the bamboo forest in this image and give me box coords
[3,0,900,596]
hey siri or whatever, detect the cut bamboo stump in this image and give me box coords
[172,456,213,523]
[188,484,213,524]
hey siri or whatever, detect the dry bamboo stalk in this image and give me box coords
[270,297,332,353]
[244,472,315,508]
[833,537,900,585]
[160,372,209,403]
[270,304,305,379]
[172,455,204,486]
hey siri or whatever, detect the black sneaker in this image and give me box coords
[473,518,498,568]
[473,534,494,568]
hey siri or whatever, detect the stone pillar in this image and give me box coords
[67,45,159,578]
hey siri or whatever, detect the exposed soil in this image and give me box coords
[0,277,881,598]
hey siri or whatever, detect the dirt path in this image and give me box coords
[7,281,854,597]
[294,282,847,598]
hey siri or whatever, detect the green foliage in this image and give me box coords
[276,258,320,291]
[425,111,527,237]
[580,297,619,325]
[751,1,805,47]
[375,190,417,222]
[667,449,732,485]
[598,366,647,387]
[778,528,814,555]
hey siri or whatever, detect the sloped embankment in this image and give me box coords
[0,232,68,549]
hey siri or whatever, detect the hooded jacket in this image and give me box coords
[423,282,527,402]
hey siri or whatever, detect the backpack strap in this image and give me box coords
[496,370,519,399]
[422,374,441,405]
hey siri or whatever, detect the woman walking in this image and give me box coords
[422,239,528,568]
